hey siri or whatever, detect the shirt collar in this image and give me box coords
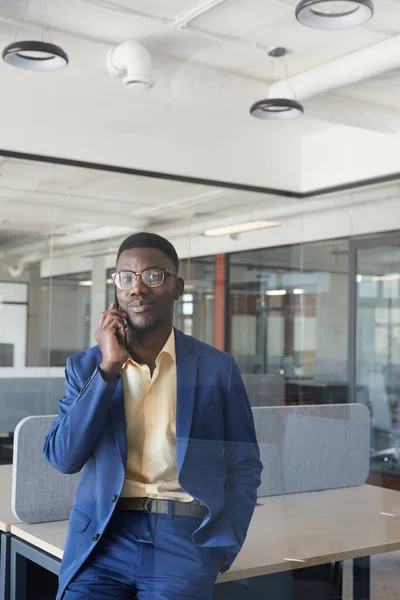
[156,328,176,365]
[124,328,175,368]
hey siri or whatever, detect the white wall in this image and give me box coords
[0,281,29,367]
[40,283,89,356]
[0,304,27,367]
[0,265,48,366]
[231,315,257,355]
[313,273,348,381]
[301,126,400,192]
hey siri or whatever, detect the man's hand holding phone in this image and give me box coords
[95,303,128,381]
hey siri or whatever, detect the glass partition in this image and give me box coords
[228,239,349,406]
[3,156,282,465]
[40,272,91,366]
[0,153,399,600]
[351,235,400,488]
[173,256,215,345]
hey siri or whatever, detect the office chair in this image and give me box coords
[368,372,400,467]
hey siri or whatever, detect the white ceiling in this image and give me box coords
[0,0,397,192]
[0,0,400,271]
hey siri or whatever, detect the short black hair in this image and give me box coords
[116,232,179,272]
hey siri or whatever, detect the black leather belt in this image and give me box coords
[116,497,207,519]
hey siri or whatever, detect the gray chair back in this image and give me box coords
[12,415,80,523]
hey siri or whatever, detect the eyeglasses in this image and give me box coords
[111,267,177,290]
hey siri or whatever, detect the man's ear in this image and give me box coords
[174,277,185,300]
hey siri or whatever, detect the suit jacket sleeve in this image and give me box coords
[220,357,263,571]
[43,356,119,474]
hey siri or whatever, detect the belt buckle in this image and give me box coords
[143,498,152,513]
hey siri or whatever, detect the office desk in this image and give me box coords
[0,465,14,533]
[0,465,19,600]
[8,484,400,600]
[285,380,349,405]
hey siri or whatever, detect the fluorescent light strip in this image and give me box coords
[293,288,305,295]
[204,220,279,237]
[266,289,287,296]
[372,273,400,282]
[358,273,400,282]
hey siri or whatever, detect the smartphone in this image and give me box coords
[114,289,127,346]
[114,287,120,311]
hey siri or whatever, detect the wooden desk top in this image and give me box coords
[11,520,66,560]
[286,379,346,388]
[9,485,400,582]
[219,484,400,582]
[0,464,19,532]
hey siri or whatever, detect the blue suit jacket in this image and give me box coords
[44,328,262,599]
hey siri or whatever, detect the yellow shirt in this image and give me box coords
[120,329,194,502]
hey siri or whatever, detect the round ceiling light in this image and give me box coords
[295,0,374,30]
[250,98,304,121]
[3,41,68,71]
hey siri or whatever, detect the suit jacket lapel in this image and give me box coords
[109,377,127,470]
[175,328,197,474]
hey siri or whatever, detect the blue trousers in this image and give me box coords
[63,508,222,599]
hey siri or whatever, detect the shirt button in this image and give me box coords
[93,534,100,541]
[112,495,118,502]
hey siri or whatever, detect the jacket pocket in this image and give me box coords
[70,506,91,533]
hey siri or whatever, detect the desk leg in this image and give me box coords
[1,532,12,600]
[10,539,27,600]
[353,556,370,600]
[328,561,343,600]
[10,537,60,600]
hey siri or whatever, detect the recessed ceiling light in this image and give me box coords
[250,98,304,121]
[204,220,279,237]
[3,41,68,71]
[295,0,374,30]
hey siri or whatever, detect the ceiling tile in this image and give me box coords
[188,0,392,76]
[86,0,203,20]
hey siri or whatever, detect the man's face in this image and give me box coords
[115,247,184,334]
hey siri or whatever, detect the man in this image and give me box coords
[44,232,262,600]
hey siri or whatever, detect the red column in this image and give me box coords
[214,254,226,350]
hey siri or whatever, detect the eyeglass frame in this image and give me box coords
[111,267,177,290]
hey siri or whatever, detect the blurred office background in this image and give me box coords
[0,156,399,496]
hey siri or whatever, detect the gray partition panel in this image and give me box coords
[0,379,65,433]
[253,404,371,497]
[12,405,370,524]
[12,416,80,524]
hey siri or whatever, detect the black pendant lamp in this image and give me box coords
[3,40,68,71]
[295,0,374,30]
[250,98,304,120]
[250,48,304,121]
